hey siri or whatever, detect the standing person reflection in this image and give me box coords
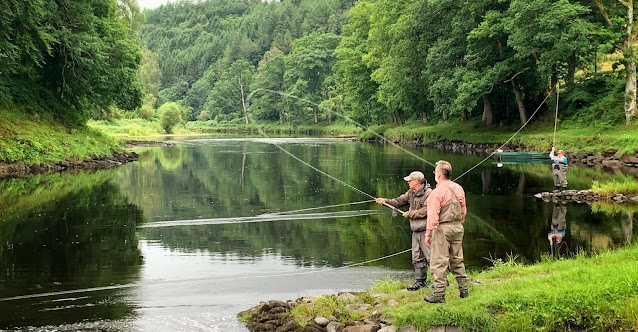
[548,202,568,256]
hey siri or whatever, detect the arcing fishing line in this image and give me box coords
[453,84,558,181]
[246,88,436,168]
[0,249,411,302]
[274,199,376,215]
[138,210,379,228]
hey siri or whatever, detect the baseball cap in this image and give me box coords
[403,171,425,183]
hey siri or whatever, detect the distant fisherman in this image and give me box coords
[549,146,568,192]
[376,171,433,291]
[424,160,468,303]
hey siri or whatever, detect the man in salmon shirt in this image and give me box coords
[424,160,468,303]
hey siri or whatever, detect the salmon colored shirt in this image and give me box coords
[426,179,467,231]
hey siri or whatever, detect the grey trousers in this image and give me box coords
[552,167,568,187]
[412,231,431,281]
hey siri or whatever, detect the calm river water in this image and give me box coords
[0,137,636,331]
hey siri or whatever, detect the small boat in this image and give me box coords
[495,150,550,161]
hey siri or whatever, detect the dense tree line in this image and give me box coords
[136,0,638,127]
[0,0,143,124]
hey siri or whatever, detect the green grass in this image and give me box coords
[382,118,638,155]
[289,245,638,331]
[90,118,363,137]
[0,106,121,164]
[591,179,638,196]
[382,246,638,331]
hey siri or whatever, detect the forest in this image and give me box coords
[1,0,637,132]
[134,0,637,130]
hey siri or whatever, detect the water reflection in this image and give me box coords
[1,138,638,330]
[548,202,569,257]
[0,173,144,329]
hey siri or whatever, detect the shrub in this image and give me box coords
[158,102,183,133]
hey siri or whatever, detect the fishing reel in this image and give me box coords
[391,208,399,217]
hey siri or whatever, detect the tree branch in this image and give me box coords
[593,0,613,26]
[503,67,530,83]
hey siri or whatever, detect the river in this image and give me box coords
[0,137,635,331]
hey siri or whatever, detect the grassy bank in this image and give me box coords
[88,118,363,137]
[90,117,638,156]
[0,107,121,164]
[289,245,638,331]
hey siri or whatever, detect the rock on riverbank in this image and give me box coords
[535,189,638,203]
[418,140,638,170]
[0,151,139,177]
[238,293,457,332]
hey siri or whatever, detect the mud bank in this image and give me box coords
[0,151,139,177]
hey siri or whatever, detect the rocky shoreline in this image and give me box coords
[535,189,638,204]
[238,292,457,332]
[414,140,638,169]
[121,140,176,148]
[0,151,140,177]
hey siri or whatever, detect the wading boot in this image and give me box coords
[552,186,560,193]
[424,294,445,303]
[460,290,469,299]
[406,280,427,291]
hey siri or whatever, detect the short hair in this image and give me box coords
[558,150,564,154]
[436,160,452,179]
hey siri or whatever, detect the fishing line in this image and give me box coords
[453,83,558,181]
[273,199,376,215]
[138,210,379,228]
[0,249,411,302]
[247,88,436,168]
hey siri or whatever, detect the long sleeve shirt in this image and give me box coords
[426,179,467,231]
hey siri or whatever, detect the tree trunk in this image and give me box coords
[461,109,468,121]
[482,95,493,126]
[279,109,284,125]
[511,79,528,125]
[442,110,448,121]
[327,109,332,124]
[239,77,249,124]
[624,1,636,125]
[422,112,428,124]
[567,53,577,84]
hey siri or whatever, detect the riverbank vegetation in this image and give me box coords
[0,107,121,164]
[0,0,142,164]
[285,244,638,331]
[4,0,638,164]
[132,0,638,134]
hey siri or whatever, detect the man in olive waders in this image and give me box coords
[424,160,468,303]
[549,146,568,192]
[376,171,433,291]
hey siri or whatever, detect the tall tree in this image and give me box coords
[204,60,255,123]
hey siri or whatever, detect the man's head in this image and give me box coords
[557,149,564,156]
[434,160,452,183]
[404,171,426,190]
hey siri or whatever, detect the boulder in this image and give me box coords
[315,317,330,327]
[343,325,381,332]
[327,322,345,332]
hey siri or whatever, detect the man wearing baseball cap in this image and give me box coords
[376,171,433,291]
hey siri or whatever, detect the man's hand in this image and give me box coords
[375,198,385,204]
[425,235,431,248]
[402,211,409,218]
[551,146,555,153]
